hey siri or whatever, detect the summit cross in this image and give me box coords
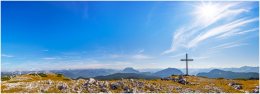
[180,53,193,76]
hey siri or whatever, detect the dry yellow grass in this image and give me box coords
[1,74,259,93]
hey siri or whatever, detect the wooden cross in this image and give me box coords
[180,53,193,76]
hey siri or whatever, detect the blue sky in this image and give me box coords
[2,1,259,71]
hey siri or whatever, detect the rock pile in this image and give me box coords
[57,82,69,92]
[177,75,189,85]
[110,82,120,90]
[2,74,258,93]
[161,75,189,85]
[252,86,259,93]
[228,82,242,90]
[161,77,172,81]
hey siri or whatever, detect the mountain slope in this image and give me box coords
[197,69,259,79]
[121,67,139,73]
[52,69,118,79]
[94,73,160,80]
[222,66,259,73]
[153,68,184,77]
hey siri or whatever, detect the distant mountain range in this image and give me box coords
[94,73,160,80]
[180,66,259,75]
[52,69,118,79]
[222,66,259,73]
[121,67,139,73]
[74,68,182,80]
[153,68,183,77]
[197,69,259,79]
[2,66,259,80]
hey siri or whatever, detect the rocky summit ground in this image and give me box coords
[1,73,259,93]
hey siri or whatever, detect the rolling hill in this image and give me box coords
[94,73,160,80]
[153,68,184,77]
[121,67,140,73]
[197,69,259,79]
[52,69,118,79]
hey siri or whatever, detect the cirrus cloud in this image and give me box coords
[163,2,258,55]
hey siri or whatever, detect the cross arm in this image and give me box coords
[180,59,194,61]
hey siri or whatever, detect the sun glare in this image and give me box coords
[195,2,219,23]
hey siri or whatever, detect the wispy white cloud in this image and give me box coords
[188,18,258,48]
[109,54,123,58]
[138,49,145,53]
[194,2,246,27]
[8,59,133,71]
[131,49,154,60]
[193,56,210,60]
[105,49,151,60]
[209,41,248,50]
[2,54,14,58]
[217,28,258,39]
[57,61,133,70]
[170,53,186,58]
[61,63,112,69]
[163,2,258,55]
[132,54,153,60]
[236,28,258,35]
[216,29,241,39]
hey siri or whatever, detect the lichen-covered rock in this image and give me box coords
[252,86,259,93]
[177,75,188,85]
[228,82,242,90]
[100,87,109,93]
[161,77,172,81]
[123,86,133,93]
[110,82,120,90]
[233,85,242,90]
[57,83,68,91]
[88,78,96,84]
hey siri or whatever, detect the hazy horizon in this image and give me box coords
[2,65,259,72]
[2,1,259,72]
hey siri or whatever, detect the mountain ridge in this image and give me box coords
[197,69,259,79]
[2,66,258,79]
